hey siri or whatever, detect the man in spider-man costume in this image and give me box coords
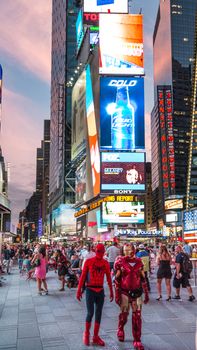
[76,243,113,346]
[114,243,149,350]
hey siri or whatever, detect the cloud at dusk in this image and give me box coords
[0,0,52,83]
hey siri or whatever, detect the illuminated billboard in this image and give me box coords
[100,77,144,150]
[86,65,100,196]
[84,0,128,14]
[101,152,145,194]
[71,71,86,160]
[75,160,86,204]
[76,10,84,52]
[165,199,183,211]
[52,204,76,234]
[99,14,144,75]
[102,201,145,224]
[166,213,178,223]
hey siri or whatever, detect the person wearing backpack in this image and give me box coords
[114,243,149,350]
[173,245,195,301]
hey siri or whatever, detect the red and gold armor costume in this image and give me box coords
[114,244,149,350]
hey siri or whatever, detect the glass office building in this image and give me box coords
[152,0,197,223]
[49,0,78,218]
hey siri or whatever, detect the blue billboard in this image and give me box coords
[100,77,144,150]
[76,10,84,52]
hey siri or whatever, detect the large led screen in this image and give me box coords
[75,160,86,204]
[164,199,183,211]
[100,77,144,150]
[71,71,86,160]
[99,14,144,75]
[84,0,128,14]
[101,152,145,194]
[86,65,100,196]
[76,10,84,52]
[102,201,144,224]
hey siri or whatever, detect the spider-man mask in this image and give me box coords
[95,243,105,259]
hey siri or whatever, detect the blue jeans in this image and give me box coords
[86,288,105,324]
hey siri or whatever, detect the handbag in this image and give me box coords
[35,258,41,267]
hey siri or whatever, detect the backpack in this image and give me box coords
[181,253,193,274]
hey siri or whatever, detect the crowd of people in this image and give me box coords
[0,240,196,349]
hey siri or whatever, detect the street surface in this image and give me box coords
[0,267,196,350]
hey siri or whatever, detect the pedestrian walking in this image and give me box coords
[136,244,151,291]
[106,241,120,271]
[32,246,48,295]
[76,243,113,346]
[156,245,172,301]
[173,245,195,301]
[56,250,70,291]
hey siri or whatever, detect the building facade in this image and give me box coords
[49,0,78,226]
[152,0,197,225]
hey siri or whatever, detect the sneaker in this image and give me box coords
[188,295,195,302]
[172,295,181,300]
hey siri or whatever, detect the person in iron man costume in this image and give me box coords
[76,243,113,346]
[114,243,149,350]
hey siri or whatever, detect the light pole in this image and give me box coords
[21,216,24,244]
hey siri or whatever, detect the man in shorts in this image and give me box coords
[173,245,195,301]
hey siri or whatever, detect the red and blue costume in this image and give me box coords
[114,244,149,350]
[77,243,113,346]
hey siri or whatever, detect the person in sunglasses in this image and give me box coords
[76,243,113,346]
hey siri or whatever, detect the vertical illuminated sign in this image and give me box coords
[158,86,175,198]
[76,10,84,52]
[164,88,175,192]
[86,65,100,196]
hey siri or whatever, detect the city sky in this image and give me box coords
[0,0,159,227]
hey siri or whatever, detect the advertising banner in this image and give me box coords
[71,71,86,160]
[102,200,145,224]
[75,160,86,203]
[84,0,128,14]
[76,215,87,237]
[100,77,144,150]
[99,14,144,75]
[76,10,84,52]
[165,199,183,210]
[101,152,145,194]
[86,65,100,196]
[52,204,76,234]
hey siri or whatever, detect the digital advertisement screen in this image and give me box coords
[101,152,145,193]
[100,77,144,150]
[84,0,128,14]
[102,201,145,224]
[76,215,87,238]
[71,71,86,160]
[90,31,99,46]
[166,213,178,223]
[86,65,100,196]
[76,10,84,52]
[75,160,86,204]
[99,14,144,75]
[52,204,76,233]
[165,199,183,211]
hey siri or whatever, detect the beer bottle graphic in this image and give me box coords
[111,86,135,149]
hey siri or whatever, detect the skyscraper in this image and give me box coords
[152,0,197,224]
[49,0,78,220]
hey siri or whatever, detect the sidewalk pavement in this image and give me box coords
[0,267,196,350]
